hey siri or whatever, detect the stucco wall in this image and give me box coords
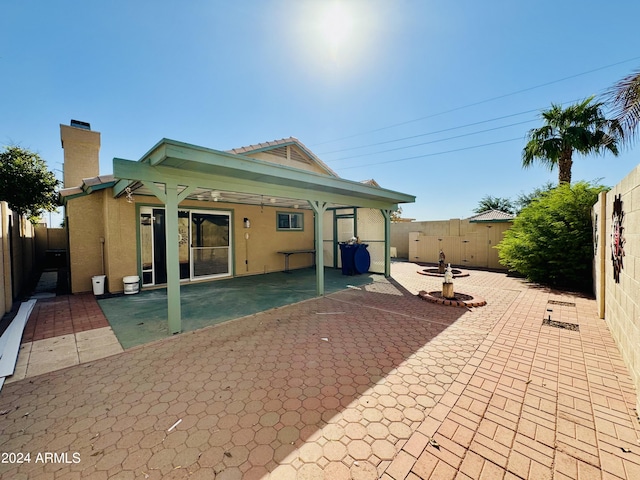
[391,219,511,269]
[67,192,106,293]
[0,202,37,313]
[593,164,640,413]
[60,124,100,188]
[67,192,316,293]
[103,193,138,293]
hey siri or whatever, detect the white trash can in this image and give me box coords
[92,275,106,295]
[123,275,140,295]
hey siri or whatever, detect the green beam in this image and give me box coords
[114,158,407,210]
[177,185,197,203]
[142,181,166,203]
[113,179,131,198]
[309,200,328,296]
[118,140,415,204]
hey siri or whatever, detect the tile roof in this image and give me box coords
[467,209,515,222]
[59,174,116,198]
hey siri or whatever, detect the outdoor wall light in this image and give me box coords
[244,218,251,228]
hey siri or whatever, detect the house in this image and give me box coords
[59,121,415,333]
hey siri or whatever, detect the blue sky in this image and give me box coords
[2,0,640,224]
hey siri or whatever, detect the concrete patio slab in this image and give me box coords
[0,262,638,480]
[5,328,124,384]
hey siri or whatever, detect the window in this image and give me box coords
[277,212,303,231]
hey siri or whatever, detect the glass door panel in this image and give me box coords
[140,211,154,285]
[178,210,190,280]
[190,212,231,279]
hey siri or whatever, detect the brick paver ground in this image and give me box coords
[1,262,639,479]
[23,293,109,342]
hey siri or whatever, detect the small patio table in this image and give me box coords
[277,249,316,273]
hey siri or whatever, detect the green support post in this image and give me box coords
[309,200,328,296]
[381,209,392,277]
[165,183,182,334]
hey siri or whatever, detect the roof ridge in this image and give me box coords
[227,137,339,177]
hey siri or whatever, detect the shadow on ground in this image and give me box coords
[0,270,482,478]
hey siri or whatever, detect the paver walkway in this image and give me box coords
[0,263,638,479]
[6,294,122,383]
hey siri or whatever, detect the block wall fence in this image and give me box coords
[593,163,640,413]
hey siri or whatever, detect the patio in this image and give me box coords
[99,267,378,349]
[0,262,639,479]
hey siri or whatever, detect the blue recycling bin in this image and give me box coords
[353,243,371,274]
[339,243,370,275]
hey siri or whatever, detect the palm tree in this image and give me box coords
[473,195,515,215]
[522,97,621,184]
[606,68,640,144]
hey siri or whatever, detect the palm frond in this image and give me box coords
[605,68,640,143]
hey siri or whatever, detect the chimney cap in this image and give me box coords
[70,119,91,130]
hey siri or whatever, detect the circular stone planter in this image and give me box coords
[418,290,486,308]
[417,268,470,278]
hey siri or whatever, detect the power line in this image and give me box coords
[311,55,640,148]
[335,137,522,170]
[328,119,537,163]
[318,97,586,158]
[318,108,541,155]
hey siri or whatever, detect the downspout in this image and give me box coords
[99,237,105,275]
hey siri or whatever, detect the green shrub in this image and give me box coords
[496,181,606,291]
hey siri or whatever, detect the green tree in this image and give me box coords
[606,68,640,144]
[496,181,606,291]
[473,195,515,215]
[0,146,60,223]
[514,181,555,212]
[522,97,621,184]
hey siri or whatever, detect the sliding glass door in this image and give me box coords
[140,207,232,286]
[190,212,230,278]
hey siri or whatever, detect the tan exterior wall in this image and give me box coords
[593,163,640,413]
[60,124,100,188]
[0,202,37,312]
[592,191,607,319]
[393,219,511,270]
[1,202,9,313]
[67,192,316,293]
[137,196,315,278]
[67,192,106,293]
[103,193,138,294]
[35,225,68,265]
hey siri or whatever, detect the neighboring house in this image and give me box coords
[59,121,415,333]
[466,209,515,223]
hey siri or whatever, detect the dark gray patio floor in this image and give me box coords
[98,267,378,349]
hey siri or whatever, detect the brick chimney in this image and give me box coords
[60,120,100,188]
